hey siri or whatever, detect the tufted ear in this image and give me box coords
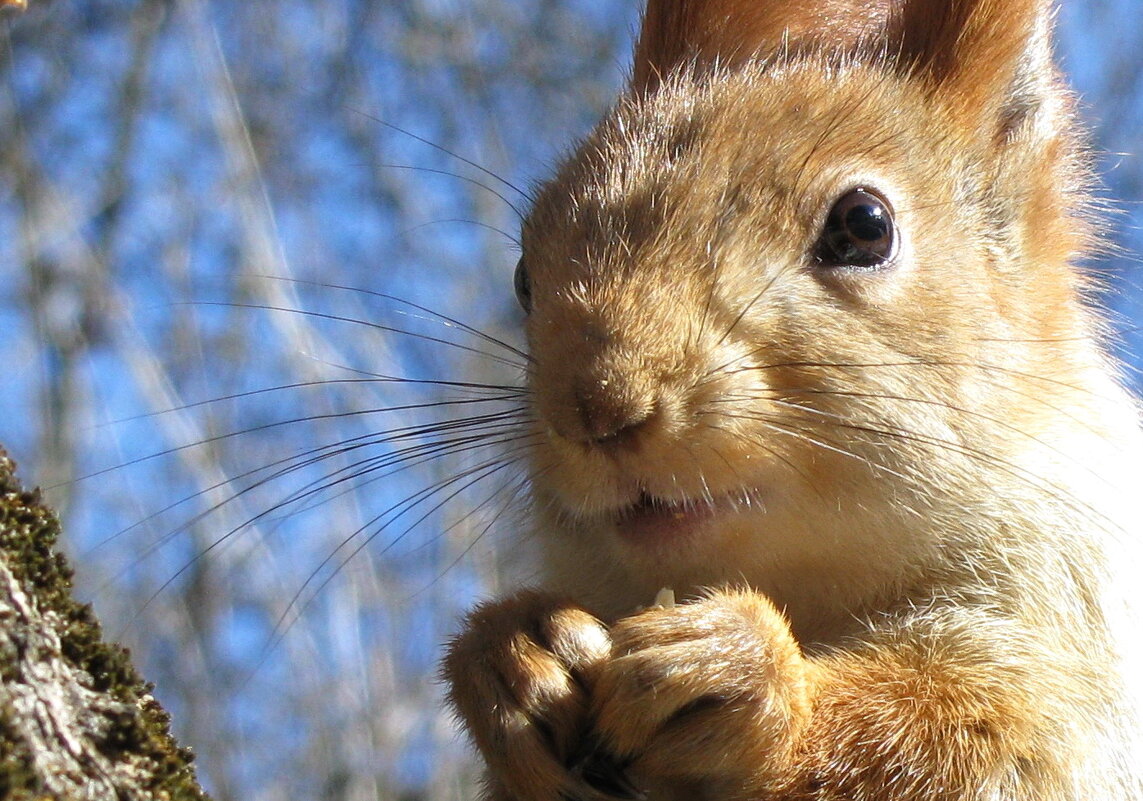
[631,0,1060,139]
[631,0,894,92]
[891,0,1059,134]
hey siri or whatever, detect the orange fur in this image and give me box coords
[444,593,613,800]
[445,0,1143,798]
[632,0,894,91]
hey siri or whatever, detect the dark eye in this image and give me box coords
[815,188,897,269]
[513,256,532,313]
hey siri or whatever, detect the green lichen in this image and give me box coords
[0,705,39,800]
[0,450,211,801]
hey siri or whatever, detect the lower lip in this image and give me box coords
[614,500,720,544]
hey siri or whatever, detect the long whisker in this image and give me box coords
[262,447,533,655]
[705,409,914,484]
[400,217,522,247]
[187,300,528,370]
[119,424,534,623]
[711,398,1123,537]
[373,162,526,221]
[412,471,533,601]
[258,276,533,363]
[349,109,529,201]
[716,359,1112,438]
[74,392,527,491]
[93,378,525,428]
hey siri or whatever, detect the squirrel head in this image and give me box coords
[513,0,1122,618]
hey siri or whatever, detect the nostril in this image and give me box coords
[588,410,652,447]
[574,380,658,448]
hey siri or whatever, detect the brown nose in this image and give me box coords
[573,377,658,448]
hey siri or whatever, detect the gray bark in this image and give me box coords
[0,449,209,801]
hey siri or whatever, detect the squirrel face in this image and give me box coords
[513,58,1115,622]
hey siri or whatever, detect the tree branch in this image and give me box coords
[0,449,210,800]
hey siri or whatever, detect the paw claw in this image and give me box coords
[567,739,646,801]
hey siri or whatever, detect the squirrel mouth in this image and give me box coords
[612,490,758,544]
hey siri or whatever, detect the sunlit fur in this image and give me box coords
[445,0,1143,799]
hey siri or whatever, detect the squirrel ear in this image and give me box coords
[631,0,894,92]
[892,0,1060,137]
[632,0,1059,137]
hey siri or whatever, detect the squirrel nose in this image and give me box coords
[573,377,659,448]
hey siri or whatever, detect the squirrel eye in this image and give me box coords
[513,256,532,313]
[816,188,897,269]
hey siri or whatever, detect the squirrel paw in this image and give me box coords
[444,591,612,801]
[588,589,811,794]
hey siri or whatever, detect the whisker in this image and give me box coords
[712,264,790,349]
[253,418,537,526]
[93,378,526,428]
[695,419,826,499]
[706,409,913,484]
[407,472,530,602]
[716,358,1112,435]
[117,424,535,625]
[73,391,528,492]
[186,300,528,370]
[262,447,533,657]
[258,275,533,363]
[373,162,526,221]
[349,109,529,201]
[792,387,1111,479]
[399,217,522,247]
[712,399,1124,538]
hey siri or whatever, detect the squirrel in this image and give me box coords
[444,0,1143,798]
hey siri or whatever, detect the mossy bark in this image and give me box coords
[0,450,210,801]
